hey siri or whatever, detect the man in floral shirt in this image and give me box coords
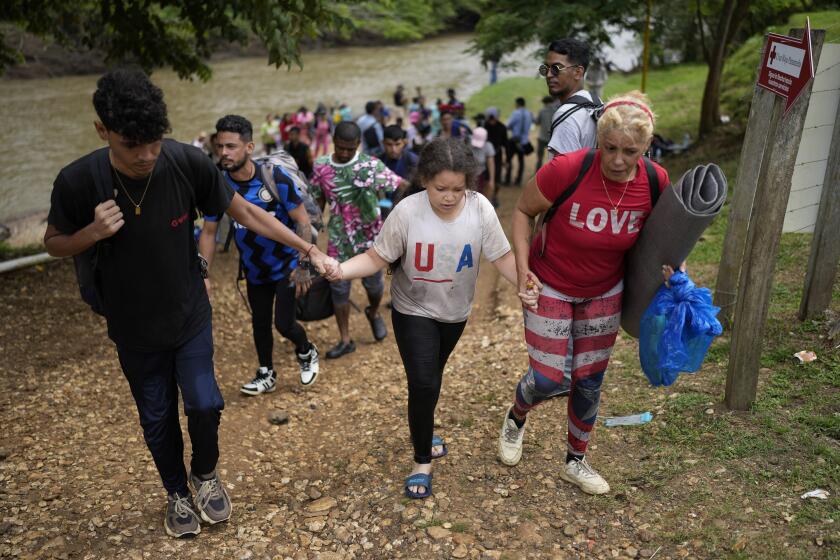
[310,121,406,359]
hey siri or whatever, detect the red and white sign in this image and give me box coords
[756,17,815,114]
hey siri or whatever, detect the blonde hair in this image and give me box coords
[596,90,655,145]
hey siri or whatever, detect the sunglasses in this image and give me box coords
[538,63,581,77]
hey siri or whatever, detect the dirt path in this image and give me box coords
[0,181,729,560]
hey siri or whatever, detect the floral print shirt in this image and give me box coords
[309,152,402,260]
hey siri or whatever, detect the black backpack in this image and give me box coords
[362,124,381,152]
[74,140,195,314]
[548,92,604,140]
[535,148,663,257]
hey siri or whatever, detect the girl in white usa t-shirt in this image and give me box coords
[324,138,537,499]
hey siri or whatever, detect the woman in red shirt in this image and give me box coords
[499,91,677,495]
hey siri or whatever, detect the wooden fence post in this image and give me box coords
[724,28,826,411]
[799,102,840,320]
[714,36,777,328]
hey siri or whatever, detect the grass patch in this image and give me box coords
[722,10,840,125]
[0,241,43,260]
[466,64,707,139]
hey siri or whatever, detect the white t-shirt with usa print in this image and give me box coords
[374,190,510,323]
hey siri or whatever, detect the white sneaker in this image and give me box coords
[240,367,276,396]
[559,456,610,494]
[298,344,320,386]
[498,406,526,466]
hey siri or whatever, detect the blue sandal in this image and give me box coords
[404,472,433,499]
[431,435,448,459]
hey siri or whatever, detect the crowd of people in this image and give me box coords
[45,35,681,539]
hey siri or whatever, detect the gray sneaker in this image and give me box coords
[164,492,201,538]
[189,471,232,524]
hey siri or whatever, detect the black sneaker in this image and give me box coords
[326,340,356,359]
[365,306,388,341]
[164,492,201,538]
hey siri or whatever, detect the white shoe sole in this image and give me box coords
[240,384,277,396]
[557,470,610,495]
[300,368,319,386]
[498,408,523,467]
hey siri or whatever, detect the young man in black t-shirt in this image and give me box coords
[44,68,334,539]
[283,126,313,178]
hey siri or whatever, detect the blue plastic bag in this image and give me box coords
[638,271,723,386]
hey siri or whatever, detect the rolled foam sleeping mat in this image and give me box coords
[621,163,728,338]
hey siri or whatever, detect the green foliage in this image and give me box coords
[0,242,43,260]
[343,0,475,41]
[1,0,350,80]
[722,10,840,125]
[468,0,645,65]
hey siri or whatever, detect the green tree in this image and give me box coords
[344,0,479,41]
[1,1,350,80]
[470,0,812,136]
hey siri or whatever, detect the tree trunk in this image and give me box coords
[698,0,750,137]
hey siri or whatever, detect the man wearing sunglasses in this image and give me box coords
[540,38,601,159]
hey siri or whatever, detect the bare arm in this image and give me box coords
[227,192,308,252]
[493,250,539,309]
[197,219,219,295]
[511,175,552,294]
[288,203,313,296]
[492,250,518,286]
[43,200,125,258]
[198,219,219,270]
[325,247,388,282]
[226,193,332,272]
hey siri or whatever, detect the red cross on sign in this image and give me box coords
[756,17,815,115]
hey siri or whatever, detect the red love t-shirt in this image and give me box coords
[530,148,670,298]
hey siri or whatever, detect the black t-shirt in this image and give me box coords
[486,121,508,149]
[48,140,234,351]
[284,141,312,177]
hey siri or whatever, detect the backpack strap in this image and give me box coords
[257,160,282,203]
[536,148,597,257]
[542,148,597,224]
[549,93,603,139]
[642,156,661,207]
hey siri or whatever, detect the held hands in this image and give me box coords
[90,200,124,241]
[517,270,542,312]
[323,259,343,282]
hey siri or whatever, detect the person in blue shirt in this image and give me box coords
[199,115,320,394]
[505,97,534,186]
[357,101,384,157]
[380,125,419,220]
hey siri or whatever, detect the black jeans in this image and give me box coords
[392,308,467,464]
[118,321,223,496]
[246,277,310,368]
[505,141,526,186]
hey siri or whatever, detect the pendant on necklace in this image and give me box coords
[135,207,141,216]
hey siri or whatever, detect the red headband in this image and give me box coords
[604,101,654,123]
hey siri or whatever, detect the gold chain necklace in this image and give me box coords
[113,162,155,216]
[601,173,631,213]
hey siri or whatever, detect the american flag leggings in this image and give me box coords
[513,281,622,456]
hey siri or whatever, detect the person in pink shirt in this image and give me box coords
[312,111,331,157]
